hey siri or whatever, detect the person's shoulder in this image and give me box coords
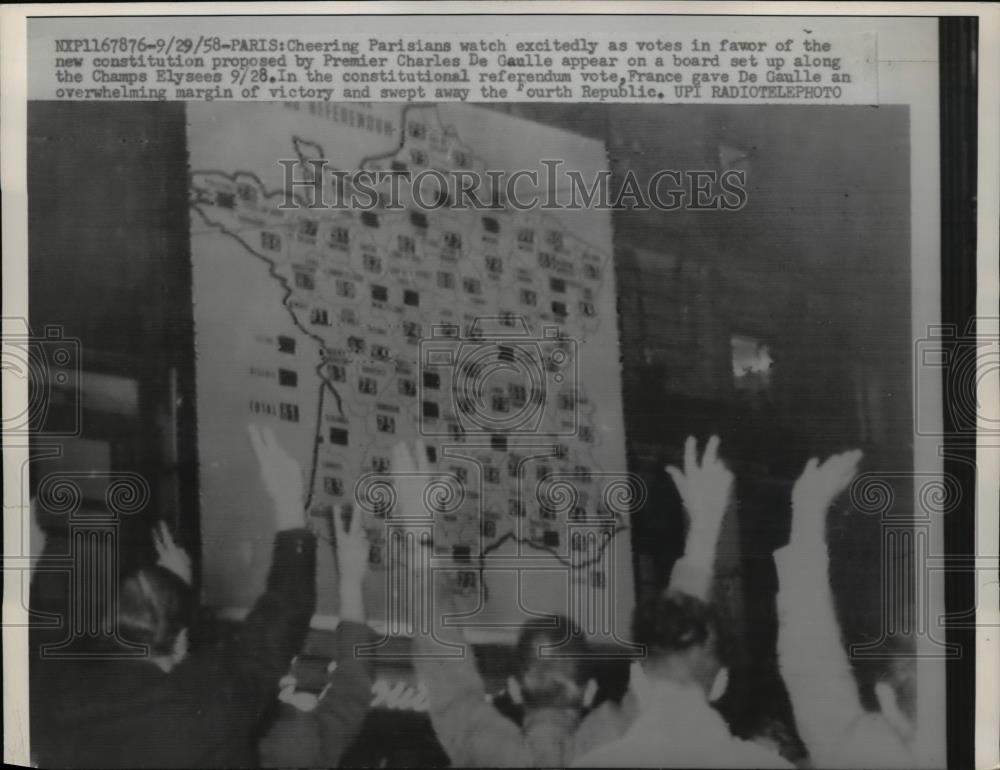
[836,712,911,765]
[169,646,251,704]
[72,657,163,696]
[732,737,796,768]
[578,698,631,734]
[570,736,629,767]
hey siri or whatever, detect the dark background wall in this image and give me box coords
[486,102,913,737]
[28,102,196,580]
[27,100,913,758]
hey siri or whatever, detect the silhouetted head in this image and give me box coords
[507,614,597,713]
[631,589,722,699]
[117,565,194,670]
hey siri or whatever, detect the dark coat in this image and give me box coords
[258,620,376,768]
[33,529,316,769]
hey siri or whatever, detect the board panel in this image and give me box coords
[188,103,635,643]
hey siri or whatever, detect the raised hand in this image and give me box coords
[789,449,863,546]
[332,504,369,586]
[390,439,436,520]
[154,521,193,585]
[332,503,369,623]
[666,435,734,561]
[389,440,440,583]
[247,423,306,531]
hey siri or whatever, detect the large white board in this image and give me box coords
[188,102,635,644]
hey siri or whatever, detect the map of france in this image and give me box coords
[188,105,635,630]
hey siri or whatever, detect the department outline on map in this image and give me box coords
[189,105,638,588]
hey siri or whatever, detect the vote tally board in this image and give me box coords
[188,102,636,643]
